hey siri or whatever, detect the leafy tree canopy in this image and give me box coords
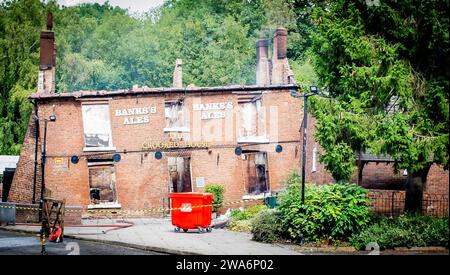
[307,0,449,182]
[0,0,305,154]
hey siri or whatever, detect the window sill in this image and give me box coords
[163,127,190,132]
[237,136,269,144]
[87,203,121,209]
[242,193,271,200]
[83,146,116,152]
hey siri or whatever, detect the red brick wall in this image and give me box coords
[10,90,302,215]
[14,203,39,223]
[302,115,334,185]
[9,203,81,225]
[426,164,449,195]
[354,163,406,190]
[8,112,41,203]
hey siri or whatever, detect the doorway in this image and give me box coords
[243,152,269,195]
[168,157,192,193]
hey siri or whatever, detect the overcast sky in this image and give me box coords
[58,0,166,13]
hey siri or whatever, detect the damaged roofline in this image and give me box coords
[29,84,300,101]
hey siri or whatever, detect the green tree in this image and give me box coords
[0,0,303,155]
[308,0,449,212]
[0,0,47,154]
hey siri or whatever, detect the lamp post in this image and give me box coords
[38,114,56,222]
[290,86,318,211]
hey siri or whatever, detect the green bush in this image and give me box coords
[205,184,225,212]
[230,204,268,221]
[350,214,449,250]
[277,175,371,243]
[229,219,252,232]
[229,205,268,233]
[251,209,283,243]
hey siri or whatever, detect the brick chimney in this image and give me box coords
[256,39,270,86]
[271,27,288,85]
[173,59,182,88]
[38,12,56,94]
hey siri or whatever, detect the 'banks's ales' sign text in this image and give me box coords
[115,106,157,125]
[193,102,233,119]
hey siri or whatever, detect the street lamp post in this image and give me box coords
[38,114,56,222]
[291,86,318,211]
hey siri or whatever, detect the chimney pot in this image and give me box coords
[271,27,289,85]
[273,27,287,59]
[39,31,55,69]
[173,59,183,88]
[47,12,53,31]
[256,39,269,60]
[38,14,56,94]
[256,39,270,86]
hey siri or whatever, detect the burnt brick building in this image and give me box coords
[9,19,303,214]
[8,15,448,218]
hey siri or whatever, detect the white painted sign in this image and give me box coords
[196,177,205,188]
[180,203,192,212]
[193,102,233,120]
[114,106,157,125]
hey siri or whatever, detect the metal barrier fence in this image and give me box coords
[368,190,449,217]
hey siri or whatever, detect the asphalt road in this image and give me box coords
[0,230,166,255]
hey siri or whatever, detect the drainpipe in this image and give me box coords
[32,100,39,204]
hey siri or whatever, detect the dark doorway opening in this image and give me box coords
[168,157,192,193]
[1,168,15,202]
[242,152,269,195]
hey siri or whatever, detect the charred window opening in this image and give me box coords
[88,164,117,205]
[164,100,188,132]
[81,104,113,149]
[242,152,269,195]
[237,94,267,143]
[168,156,192,193]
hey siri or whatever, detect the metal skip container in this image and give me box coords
[0,202,16,225]
[169,192,213,233]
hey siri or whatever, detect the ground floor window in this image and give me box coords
[88,164,118,206]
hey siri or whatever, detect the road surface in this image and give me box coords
[0,229,165,255]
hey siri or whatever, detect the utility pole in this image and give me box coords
[32,106,39,204]
[290,86,318,210]
[39,115,55,255]
[39,115,56,222]
[301,94,308,209]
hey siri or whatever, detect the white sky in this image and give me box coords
[58,0,166,13]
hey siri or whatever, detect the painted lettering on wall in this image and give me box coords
[142,141,209,150]
[193,102,233,120]
[115,106,156,125]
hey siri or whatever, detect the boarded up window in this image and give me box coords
[88,165,117,204]
[165,100,187,131]
[238,96,265,139]
[82,104,113,148]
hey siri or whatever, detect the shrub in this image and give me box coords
[251,209,283,243]
[205,184,225,212]
[350,214,449,250]
[230,204,268,221]
[229,204,268,233]
[229,219,252,232]
[277,176,371,243]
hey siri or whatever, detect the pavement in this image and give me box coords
[1,218,447,255]
[0,230,164,255]
[0,218,302,255]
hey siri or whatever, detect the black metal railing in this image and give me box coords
[368,190,449,217]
